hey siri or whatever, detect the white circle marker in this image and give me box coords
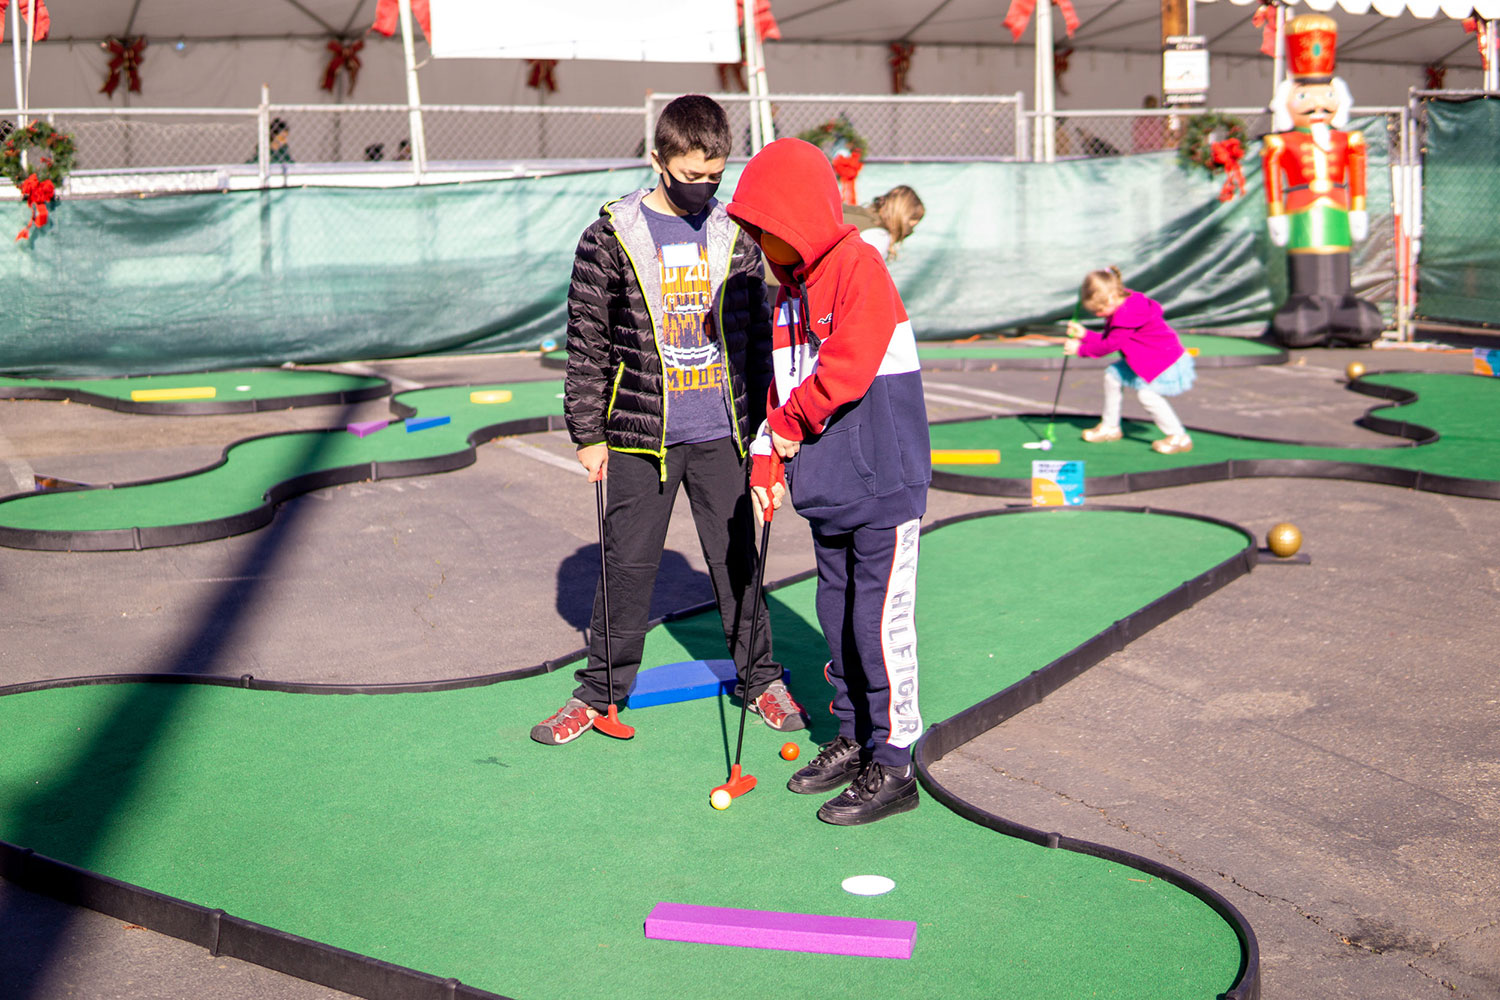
[235,385,251,392]
[842,874,895,896]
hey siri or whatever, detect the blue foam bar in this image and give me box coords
[624,659,789,709]
[404,415,451,433]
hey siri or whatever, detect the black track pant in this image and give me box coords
[573,439,779,709]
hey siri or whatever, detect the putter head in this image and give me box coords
[594,704,635,740]
[712,763,757,800]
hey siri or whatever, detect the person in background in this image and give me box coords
[843,185,924,262]
[1065,266,1196,455]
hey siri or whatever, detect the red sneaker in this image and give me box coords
[530,698,598,745]
[750,680,809,732]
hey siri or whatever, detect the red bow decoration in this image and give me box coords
[1424,61,1447,90]
[527,59,558,93]
[1003,0,1079,43]
[832,148,863,206]
[736,0,781,43]
[1054,44,1073,95]
[0,0,50,43]
[717,62,747,91]
[15,172,53,241]
[371,0,432,42]
[888,42,914,94]
[100,36,147,97]
[321,39,364,95]
[1464,17,1491,71]
[1211,138,1246,202]
[1251,2,1279,58]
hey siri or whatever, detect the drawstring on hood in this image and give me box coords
[728,138,861,287]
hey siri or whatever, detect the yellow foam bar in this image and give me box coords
[931,449,1001,465]
[129,386,217,402]
[469,389,513,404]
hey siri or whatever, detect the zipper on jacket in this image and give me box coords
[606,361,625,420]
[607,204,670,483]
[715,232,746,458]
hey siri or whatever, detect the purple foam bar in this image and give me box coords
[644,902,916,959]
[347,419,389,438]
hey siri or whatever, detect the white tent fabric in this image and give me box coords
[2,1,1494,112]
[1208,0,1500,19]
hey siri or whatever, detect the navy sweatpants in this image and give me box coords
[812,518,922,767]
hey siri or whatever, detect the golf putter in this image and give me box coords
[713,454,783,801]
[593,477,635,740]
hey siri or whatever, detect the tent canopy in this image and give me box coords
[14,0,1495,71]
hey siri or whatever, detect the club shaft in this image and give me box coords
[732,516,772,768]
[596,478,616,707]
[1047,352,1070,423]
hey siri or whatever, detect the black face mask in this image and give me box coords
[661,170,719,216]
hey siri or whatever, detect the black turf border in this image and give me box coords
[0,403,570,552]
[930,371,1500,502]
[0,370,391,415]
[0,503,1261,1000]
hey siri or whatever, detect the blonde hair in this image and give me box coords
[1080,266,1127,314]
[871,186,925,258]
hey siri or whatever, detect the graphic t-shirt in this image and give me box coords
[642,203,732,446]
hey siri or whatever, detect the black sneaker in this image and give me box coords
[816,760,920,826]
[786,735,864,794]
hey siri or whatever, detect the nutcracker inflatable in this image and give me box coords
[1261,14,1383,347]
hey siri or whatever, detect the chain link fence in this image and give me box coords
[648,92,1026,161]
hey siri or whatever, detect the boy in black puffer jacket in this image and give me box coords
[532,95,809,746]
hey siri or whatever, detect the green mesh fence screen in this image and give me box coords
[1417,97,1500,328]
[0,120,1391,377]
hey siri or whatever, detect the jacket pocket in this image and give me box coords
[791,423,880,511]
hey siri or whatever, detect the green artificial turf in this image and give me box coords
[0,369,386,405]
[0,510,1249,1000]
[917,333,1283,362]
[930,372,1500,487]
[0,381,563,533]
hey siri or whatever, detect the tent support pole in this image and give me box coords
[1034,0,1055,163]
[743,8,762,153]
[397,0,427,181]
[9,0,23,131]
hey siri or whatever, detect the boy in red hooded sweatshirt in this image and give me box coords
[728,138,931,826]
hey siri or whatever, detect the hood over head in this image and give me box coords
[727,138,858,285]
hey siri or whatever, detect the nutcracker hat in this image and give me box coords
[1286,14,1337,83]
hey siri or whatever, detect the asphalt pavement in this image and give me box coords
[1,339,1494,1000]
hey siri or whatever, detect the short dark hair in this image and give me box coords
[654,95,730,163]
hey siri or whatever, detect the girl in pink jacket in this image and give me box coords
[1064,267,1196,454]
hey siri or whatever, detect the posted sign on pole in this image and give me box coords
[1163,35,1208,107]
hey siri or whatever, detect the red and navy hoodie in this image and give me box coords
[728,138,929,534]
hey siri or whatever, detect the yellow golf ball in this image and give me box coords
[710,789,732,811]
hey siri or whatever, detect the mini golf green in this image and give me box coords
[0,508,1254,1000]
[929,372,1500,500]
[0,369,389,413]
[0,381,565,549]
[917,334,1286,370]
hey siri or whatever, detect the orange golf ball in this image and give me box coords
[780,742,800,761]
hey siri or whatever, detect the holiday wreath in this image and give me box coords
[796,115,869,205]
[1176,112,1246,176]
[1,120,76,241]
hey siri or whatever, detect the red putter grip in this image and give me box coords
[752,453,785,523]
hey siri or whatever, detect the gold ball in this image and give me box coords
[1266,522,1302,558]
[1346,361,1366,381]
